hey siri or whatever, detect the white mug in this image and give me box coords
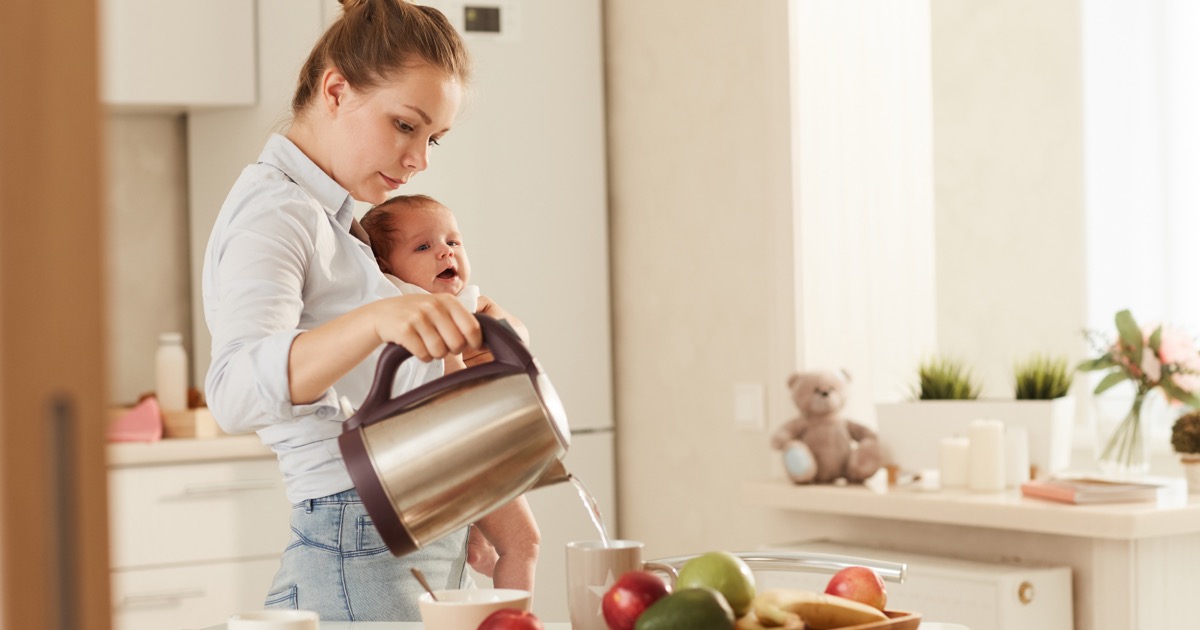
[566,540,676,630]
[228,609,319,630]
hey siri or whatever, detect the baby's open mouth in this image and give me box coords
[437,267,458,280]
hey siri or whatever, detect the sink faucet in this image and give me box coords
[648,551,907,584]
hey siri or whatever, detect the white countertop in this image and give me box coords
[202,622,962,629]
[743,477,1200,540]
[201,619,571,624]
[107,434,273,467]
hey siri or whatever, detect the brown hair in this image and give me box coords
[361,194,445,266]
[292,0,472,115]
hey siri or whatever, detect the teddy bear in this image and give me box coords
[770,369,882,484]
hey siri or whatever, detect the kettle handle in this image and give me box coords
[348,314,533,429]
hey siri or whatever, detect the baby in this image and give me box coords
[361,194,528,361]
[360,194,539,591]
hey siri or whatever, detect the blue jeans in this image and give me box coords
[264,488,468,621]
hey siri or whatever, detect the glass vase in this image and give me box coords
[1094,388,1156,478]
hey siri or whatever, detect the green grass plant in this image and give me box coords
[914,357,981,400]
[1014,354,1073,400]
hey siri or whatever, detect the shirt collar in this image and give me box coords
[257,133,357,230]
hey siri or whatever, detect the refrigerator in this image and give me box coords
[409,2,615,622]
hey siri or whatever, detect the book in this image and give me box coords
[1020,476,1162,504]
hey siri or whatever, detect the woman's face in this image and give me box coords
[326,63,463,204]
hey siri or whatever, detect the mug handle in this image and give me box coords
[641,561,679,585]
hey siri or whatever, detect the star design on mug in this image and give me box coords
[588,568,617,616]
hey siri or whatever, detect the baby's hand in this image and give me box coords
[476,296,529,343]
[466,525,499,578]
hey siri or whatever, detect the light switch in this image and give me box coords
[733,383,765,431]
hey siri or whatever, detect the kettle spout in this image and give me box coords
[532,459,570,489]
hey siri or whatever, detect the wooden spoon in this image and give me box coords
[411,567,438,601]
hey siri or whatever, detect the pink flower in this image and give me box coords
[1157,325,1200,365]
[1140,348,1162,382]
[1173,372,1200,395]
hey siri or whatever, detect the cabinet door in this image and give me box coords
[109,458,291,569]
[100,0,256,108]
[111,557,279,630]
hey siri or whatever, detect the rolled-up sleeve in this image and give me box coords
[203,174,339,433]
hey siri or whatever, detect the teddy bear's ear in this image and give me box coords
[787,372,803,389]
[840,368,853,383]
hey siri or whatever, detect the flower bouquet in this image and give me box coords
[1078,310,1200,475]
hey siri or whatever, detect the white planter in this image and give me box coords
[1182,456,1200,494]
[875,397,1076,477]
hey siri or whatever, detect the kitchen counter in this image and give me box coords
[743,477,1200,629]
[743,477,1200,540]
[107,434,273,467]
[201,622,963,629]
[204,619,573,624]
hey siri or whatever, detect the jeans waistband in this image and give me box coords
[298,487,361,511]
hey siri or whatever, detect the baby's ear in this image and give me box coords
[376,256,390,273]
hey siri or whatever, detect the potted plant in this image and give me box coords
[1015,355,1073,401]
[1171,411,1200,494]
[915,356,980,400]
[875,355,1076,478]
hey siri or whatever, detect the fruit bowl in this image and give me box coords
[840,609,922,630]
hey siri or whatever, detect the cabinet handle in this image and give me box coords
[120,588,206,607]
[182,479,276,495]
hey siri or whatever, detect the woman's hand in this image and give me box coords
[286,293,482,405]
[372,293,482,361]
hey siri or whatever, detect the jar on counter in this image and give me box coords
[155,332,188,412]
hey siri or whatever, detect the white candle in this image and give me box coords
[939,436,970,489]
[1005,426,1031,488]
[968,419,1006,492]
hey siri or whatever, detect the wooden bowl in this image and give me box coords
[840,609,922,630]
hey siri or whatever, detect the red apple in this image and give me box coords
[602,570,672,630]
[825,565,887,611]
[477,607,543,630]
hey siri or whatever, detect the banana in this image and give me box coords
[752,589,888,630]
[735,609,805,630]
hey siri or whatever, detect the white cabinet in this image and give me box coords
[108,439,291,630]
[100,0,256,109]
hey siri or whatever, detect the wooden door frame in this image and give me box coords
[0,1,112,628]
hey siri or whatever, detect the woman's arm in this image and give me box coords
[472,495,541,592]
[287,293,482,404]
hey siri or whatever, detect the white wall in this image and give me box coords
[605,0,801,557]
[931,0,1087,397]
[606,0,934,556]
[791,0,936,419]
[104,114,192,404]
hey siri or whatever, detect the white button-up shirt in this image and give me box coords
[202,134,436,503]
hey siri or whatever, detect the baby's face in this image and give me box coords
[383,203,471,295]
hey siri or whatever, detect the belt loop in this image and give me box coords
[304,498,314,514]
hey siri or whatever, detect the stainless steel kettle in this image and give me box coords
[339,314,572,557]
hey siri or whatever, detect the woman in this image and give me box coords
[201,0,539,620]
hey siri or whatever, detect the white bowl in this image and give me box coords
[417,588,531,630]
[227,609,319,629]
